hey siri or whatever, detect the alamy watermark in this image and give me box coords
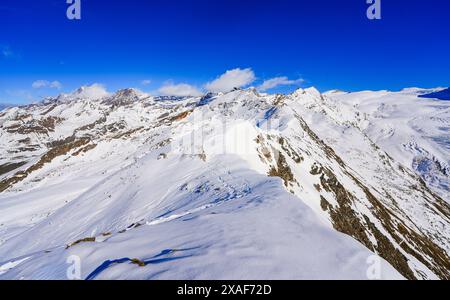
[165,110,281,157]
[65,1,380,21]
[66,0,81,20]
[367,0,382,20]
[66,255,82,280]
[366,255,382,279]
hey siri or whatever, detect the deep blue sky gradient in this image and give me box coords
[0,0,449,103]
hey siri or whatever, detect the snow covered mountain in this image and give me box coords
[0,86,448,280]
[324,88,450,200]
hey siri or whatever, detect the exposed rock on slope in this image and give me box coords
[0,87,448,279]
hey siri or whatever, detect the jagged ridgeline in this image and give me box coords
[0,87,448,279]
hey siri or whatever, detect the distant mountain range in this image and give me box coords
[0,86,448,279]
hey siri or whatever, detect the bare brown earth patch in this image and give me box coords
[268,152,296,187]
[311,157,450,279]
[72,144,97,156]
[41,104,57,115]
[349,173,450,279]
[0,161,27,177]
[130,258,146,267]
[75,116,108,134]
[0,138,90,192]
[6,116,64,135]
[278,137,304,164]
[66,237,96,249]
[294,114,450,279]
[295,114,346,167]
[169,110,193,122]
[316,166,417,279]
[112,127,144,139]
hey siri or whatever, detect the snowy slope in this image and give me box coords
[323,88,449,200]
[0,87,448,279]
[0,154,402,280]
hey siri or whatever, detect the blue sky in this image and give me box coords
[0,0,449,104]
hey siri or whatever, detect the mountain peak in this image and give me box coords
[56,84,111,102]
[102,88,150,107]
[113,88,145,98]
[0,86,449,280]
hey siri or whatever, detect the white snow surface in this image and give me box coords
[0,87,448,280]
[323,88,450,200]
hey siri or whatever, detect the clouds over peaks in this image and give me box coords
[32,80,62,90]
[205,68,256,93]
[158,83,203,97]
[258,77,304,92]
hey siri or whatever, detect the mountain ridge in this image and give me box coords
[0,86,448,279]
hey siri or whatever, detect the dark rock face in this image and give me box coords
[0,87,449,280]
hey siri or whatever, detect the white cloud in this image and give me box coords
[158,83,203,97]
[2,49,13,58]
[141,79,152,86]
[32,80,62,90]
[6,89,35,103]
[32,80,47,88]
[1,45,21,60]
[74,83,110,99]
[258,76,304,92]
[205,68,256,93]
[50,81,62,89]
[1,45,14,59]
